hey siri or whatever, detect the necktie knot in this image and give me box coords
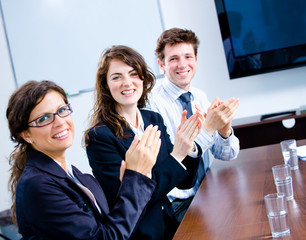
[179,92,191,103]
[179,92,192,118]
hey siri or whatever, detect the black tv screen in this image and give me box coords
[215,0,306,79]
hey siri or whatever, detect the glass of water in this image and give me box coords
[264,193,290,238]
[280,139,299,170]
[272,164,293,200]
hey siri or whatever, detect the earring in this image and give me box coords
[29,140,32,144]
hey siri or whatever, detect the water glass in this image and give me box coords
[272,164,293,200]
[280,139,299,170]
[264,193,290,238]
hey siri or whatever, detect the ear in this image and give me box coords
[157,59,165,72]
[20,130,32,144]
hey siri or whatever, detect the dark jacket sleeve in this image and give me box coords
[147,110,202,190]
[86,123,188,207]
[18,168,155,240]
[86,126,130,206]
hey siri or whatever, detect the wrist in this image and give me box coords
[218,128,232,138]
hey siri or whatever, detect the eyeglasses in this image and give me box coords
[28,103,73,127]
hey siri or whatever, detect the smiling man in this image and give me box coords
[148,28,241,223]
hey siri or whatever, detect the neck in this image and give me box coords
[34,146,67,171]
[117,105,138,128]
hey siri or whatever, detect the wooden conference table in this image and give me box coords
[173,139,306,240]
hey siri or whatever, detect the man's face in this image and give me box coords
[159,43,197,91]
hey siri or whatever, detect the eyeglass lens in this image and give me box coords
[30,104,72,127]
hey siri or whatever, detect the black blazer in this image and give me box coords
[86,109,201,240]
[16,149,156,240]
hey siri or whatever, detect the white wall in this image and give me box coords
[159,0,306,119]
[1,0,306,211]
[0,8,16,211]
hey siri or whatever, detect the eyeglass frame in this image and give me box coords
[28,103,73,127]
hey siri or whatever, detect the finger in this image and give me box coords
[143,125,159,149]
[128,135,139,153]
[119,160,126,182]
[138,124,153,148]
[195,104,202,112]
[210,97,219,109]
[180,116,198,140]
[190,125,200,141]
[150,130,161,157]
[181,110,188,125]
[187,118,200,141]
[194,105,205,121]
[152,138,161,159]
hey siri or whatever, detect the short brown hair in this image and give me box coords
[155,28,200,62]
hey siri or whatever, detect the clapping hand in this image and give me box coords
[199,97,239,138]
[171,110,202,162]
[120,125,161,180]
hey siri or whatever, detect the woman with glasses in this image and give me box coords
[6,80,160,240]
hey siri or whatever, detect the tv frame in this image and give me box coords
[214,0,306,79]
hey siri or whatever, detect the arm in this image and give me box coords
[150,112,202,190]
[86,127,125,206]
[86,124,188,206]
[195,98,240,161]
[201,97,239,138]
[21,171,155,240]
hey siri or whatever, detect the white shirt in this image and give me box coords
[147,77,240,201]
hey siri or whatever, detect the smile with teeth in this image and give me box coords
[121,89,135,95]
[53,129,68,138]
[177,71,189,76]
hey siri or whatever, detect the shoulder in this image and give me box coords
[87,122,114,139]
[150,81,168,101]
[17,167,59,196]
[190,86,208,99]
[151,80,165,94]
[140,109,164,122]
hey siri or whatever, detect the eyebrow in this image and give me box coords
[32,103,66,119]
[110,69,136,77]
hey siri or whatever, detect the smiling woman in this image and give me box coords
[20,91,75,165]
[6,80,159,240]
[84,45,204,240]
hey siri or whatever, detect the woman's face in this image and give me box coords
[106,59,143,112]
[21,91,74,160]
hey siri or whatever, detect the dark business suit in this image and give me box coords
[16,149,156,240]
[86,109,201,240]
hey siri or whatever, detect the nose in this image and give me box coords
[122,75,132,86]
[177,57,187,69]
[53,113,65,127]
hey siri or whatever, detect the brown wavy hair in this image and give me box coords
[85,45,155,140]
[6,80,68,226]
[155,28,200,63]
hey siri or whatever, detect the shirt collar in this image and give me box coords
[54,159,74,177]
[162,77,195,101]
[128,108,145,138]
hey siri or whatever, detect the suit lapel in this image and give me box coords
[119,127,135,150]
[73,167,110,215]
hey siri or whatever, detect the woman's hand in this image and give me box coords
[171,111,202,162]
[124,125,161,178]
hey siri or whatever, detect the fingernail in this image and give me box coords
[153,125,159,130]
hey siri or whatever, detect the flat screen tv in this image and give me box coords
[214,0,306,79]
